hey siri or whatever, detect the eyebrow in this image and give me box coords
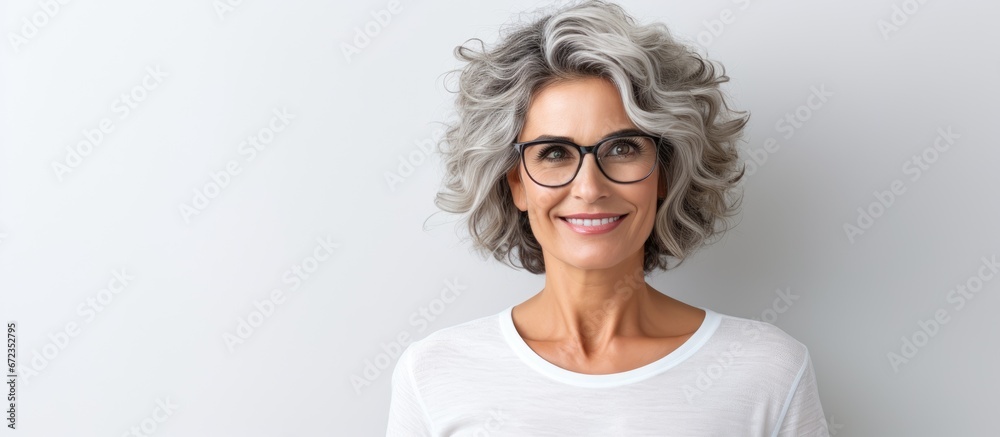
[523,128,647,144]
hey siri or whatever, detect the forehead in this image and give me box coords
[519,76,636,143]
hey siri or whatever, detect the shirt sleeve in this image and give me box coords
[386,344,434,437]
[774,349,830,437]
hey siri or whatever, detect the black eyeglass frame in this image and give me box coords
[511,132,665,188]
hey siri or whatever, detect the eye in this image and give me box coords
[543,146,566,160]
[533,143,575,162]
[606,138,642,157]
[613,143,634,155]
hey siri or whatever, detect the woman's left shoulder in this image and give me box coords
[705,308,813,373]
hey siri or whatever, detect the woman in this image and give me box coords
[387,1,829,435]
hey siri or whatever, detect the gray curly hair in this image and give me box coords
[430,0,748,275]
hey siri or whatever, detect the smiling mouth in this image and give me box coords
[560,214,627,227]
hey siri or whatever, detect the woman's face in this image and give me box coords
[507,76,665,272]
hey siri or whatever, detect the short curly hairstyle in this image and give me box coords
[431,0,748,275]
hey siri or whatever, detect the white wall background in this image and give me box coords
[2,0,998,435]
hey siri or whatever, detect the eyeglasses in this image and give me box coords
[512,132,662,188]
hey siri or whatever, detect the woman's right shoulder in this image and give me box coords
[397,309,504,367]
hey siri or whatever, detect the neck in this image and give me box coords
[527,248,657,348]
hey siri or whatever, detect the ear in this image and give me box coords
[507,166,527,212]
[656,165,668,199]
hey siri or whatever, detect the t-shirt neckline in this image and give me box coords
[498,304,722,388]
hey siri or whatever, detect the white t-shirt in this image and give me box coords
[386,305,829,436]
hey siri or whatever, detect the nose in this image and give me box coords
[569,153,612,202]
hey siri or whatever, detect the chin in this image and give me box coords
[557,248,627,271]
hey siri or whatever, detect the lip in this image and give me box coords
[560,212,626,219]
[559,213,627,235]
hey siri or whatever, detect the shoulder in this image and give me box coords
[704,308,812,380]
[396,310,505,374]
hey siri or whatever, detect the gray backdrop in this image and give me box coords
[1,0,997,435]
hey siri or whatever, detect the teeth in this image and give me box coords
[566,215,621,226]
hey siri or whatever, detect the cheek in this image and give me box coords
[526,188,562,215]
[632,185,661,224]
